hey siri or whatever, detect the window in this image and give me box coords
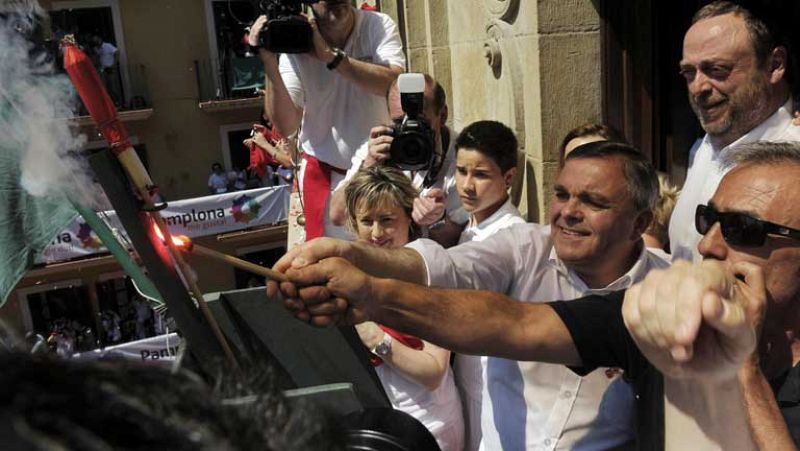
[203,0,263,100]
[19,280,97,352]
[50,0,135,109]
[220,123,255,172]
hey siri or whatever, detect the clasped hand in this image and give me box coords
[266,238,370,327]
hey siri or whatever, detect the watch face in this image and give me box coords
[375,339,391,356]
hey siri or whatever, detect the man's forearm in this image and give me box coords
[262,55,302,136]
[739,363,796,450]
[334,58,402,97]
[365,277,581,364]
[665,378,757,450]
[346,243,427,284]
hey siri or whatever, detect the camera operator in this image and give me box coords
[248,0,405,240]
[330,74,469,247]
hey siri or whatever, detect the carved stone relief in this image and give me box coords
[483,0,521,23]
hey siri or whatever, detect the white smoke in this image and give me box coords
[0,0,106,209]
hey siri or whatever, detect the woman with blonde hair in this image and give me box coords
[344,165,464,451]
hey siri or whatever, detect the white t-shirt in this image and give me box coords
[207,172,227,194]
[669,98,800,262]
[454,198,525,451]
[278,8,405,170]
[376,357,465,451]
[95,42,117,68]
[407,225,669,451]
[339,130,469,225]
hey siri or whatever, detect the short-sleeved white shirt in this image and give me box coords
[207,172,227,194]
[339,130,469,225]
[95,42,117,68]
[376,358,465,451]
[407,225,669,450]
[278,8,405,170]
[669,98,800,262]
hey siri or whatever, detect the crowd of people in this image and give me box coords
[9,0,800,449]
[254,0,800,450]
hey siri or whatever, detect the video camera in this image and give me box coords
[388,73,437,171]
[256,0,318,54]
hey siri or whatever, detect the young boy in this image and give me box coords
[453,120,526,450]
[455,120,525,244]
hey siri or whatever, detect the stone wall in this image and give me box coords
[389,0,603,222]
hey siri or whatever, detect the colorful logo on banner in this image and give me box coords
[76,223,103,249]
[230,194,261,224]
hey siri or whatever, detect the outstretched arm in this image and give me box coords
[285,256,582,365]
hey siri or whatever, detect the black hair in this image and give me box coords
[0,353,336,450]
[455,120,519,172]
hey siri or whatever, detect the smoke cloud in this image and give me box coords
[0,0,106,209]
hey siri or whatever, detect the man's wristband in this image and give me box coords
[327,48,346,71]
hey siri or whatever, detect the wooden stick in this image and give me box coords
[188,244,288,282]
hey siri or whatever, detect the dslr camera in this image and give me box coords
[388,73,436,171]
[256,0,318,53]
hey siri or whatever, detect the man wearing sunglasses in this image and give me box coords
[669,1,800,262]
[272,141,800,449]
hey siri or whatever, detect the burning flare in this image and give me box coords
[152,224,190,249]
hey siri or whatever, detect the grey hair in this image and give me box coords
[722,141,800,169]
[565,141,660,213]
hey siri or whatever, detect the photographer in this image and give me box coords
[248,0,405,240]
[330,73,468,247]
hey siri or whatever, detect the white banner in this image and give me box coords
[39,185,290,264]
[71,332,182,367]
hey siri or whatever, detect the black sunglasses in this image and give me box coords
[695,204,800,246]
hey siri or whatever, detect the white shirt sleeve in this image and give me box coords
[406,232,517,292]
[278,54,305,109]
[371,12,406,68]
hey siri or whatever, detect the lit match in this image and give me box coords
[155,229,288,283]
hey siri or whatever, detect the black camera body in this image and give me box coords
[257,0,315,53]
[388,74,436,171]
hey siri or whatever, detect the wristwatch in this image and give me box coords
[371,333,393,357]
[327,47,347,71]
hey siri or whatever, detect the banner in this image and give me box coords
[39,185,290,264]
[71,332,182,368]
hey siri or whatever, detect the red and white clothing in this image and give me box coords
[407,224,669,450]
[374,341,465,451]
[278,7,405,239]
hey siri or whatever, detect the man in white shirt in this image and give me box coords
[271,142,668,450]
[329,74,468,247]
[207,162,227,194]
[91,34,120,105]
[669,1,800,261]
[248,1,405,240]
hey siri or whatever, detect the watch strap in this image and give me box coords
[326,48,346,70]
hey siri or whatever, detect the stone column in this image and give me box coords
[441,0,602,222]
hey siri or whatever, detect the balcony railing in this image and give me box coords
[195,55,265,110]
